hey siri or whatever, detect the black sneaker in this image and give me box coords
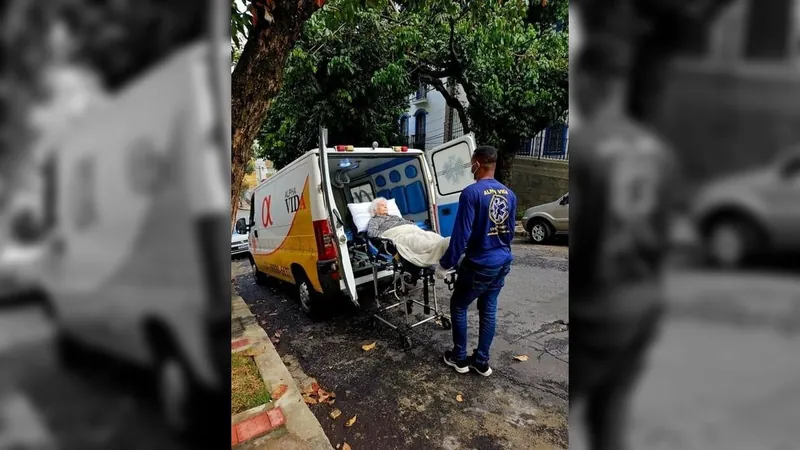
[443,351,470,374]
[469,357,493,377]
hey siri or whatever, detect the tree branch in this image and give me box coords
[420,75,470,134]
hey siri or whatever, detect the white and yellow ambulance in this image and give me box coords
[28,40,229,436]
[245,131,477,317]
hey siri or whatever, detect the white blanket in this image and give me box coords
[380,224,451,268]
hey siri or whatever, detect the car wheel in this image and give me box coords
[706,217,760,268]
[529,220,552,244]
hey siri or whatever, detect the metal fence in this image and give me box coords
[516,124,569,161]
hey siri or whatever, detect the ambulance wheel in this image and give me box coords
[400,335,413,351]
[293,269,323,319]
[250,256,267,285]
[528,220,552,244]
[148,326,204,439]
[441,316,452,330]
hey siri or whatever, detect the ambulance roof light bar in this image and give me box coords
[335,145,354,152]
[391,146,408,152]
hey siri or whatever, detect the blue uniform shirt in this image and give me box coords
[439,178,517,270]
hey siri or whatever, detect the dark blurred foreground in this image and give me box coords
[570,0,800,449]
[0,1,230,448]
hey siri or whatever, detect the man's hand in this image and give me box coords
[435,264,449,280]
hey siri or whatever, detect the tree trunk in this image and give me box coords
[230,0,322,227]
[495,141,517,188]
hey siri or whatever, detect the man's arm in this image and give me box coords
[439,190,475,269]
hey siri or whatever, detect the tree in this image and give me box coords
[231,0,321,225]
[257,0,568,185]
[400,0,568,185]
[576,0,736,122]
[257,3,416,168]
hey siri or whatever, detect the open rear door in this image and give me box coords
[425,134,477,237]
[317,127,359,306]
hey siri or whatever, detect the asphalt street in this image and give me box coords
[570,269,800,450]
[233,238,569,450]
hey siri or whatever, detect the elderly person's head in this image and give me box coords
[369,197,389,217]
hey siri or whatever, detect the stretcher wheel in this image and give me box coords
[400,335,413,351]
[440,316,452,330]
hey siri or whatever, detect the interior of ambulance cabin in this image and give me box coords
[326,154,433,253]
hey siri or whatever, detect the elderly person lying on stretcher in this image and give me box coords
[366,197,451,274]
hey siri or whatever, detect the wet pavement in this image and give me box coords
[232,239,569,450]
[569,269,800,450]
[0,303,181,450]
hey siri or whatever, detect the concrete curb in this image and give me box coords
[232,295,334,450]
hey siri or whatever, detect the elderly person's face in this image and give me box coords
[375,200,389,216]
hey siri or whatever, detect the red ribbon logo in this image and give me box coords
[262,195,274,227]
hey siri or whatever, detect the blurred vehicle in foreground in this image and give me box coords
[27,40,229,438]
[693,144,800,267]
[521,192,569,244]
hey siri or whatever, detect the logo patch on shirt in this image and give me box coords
[489,194,510,225]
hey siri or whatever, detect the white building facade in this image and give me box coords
[400,80,568,160]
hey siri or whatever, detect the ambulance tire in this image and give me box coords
[293,268,325,319]
[250,255,268,285]
[148,324,204,440]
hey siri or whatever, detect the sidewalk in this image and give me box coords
[232,294,333,450]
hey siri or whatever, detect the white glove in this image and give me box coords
[435,264,449,280]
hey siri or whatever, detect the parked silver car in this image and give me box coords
[692,144,800,267]
[231,232,250,256]
[521,193,569,244]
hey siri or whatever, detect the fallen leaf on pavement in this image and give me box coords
[336,445,340,449]
[303,395,318,405]
[270,337,280,345]
[343,443,352,450]
[328,399,335,405]
[345,416,357,427]
[362,342,376,351]
[271,384,288,400]
[330,408,342,420]
[318,389,331,403]
[303,385,316,395]
[513,355,529,362]
[274,329,282,338]
[456,394,463,402]
[312,382,320,392]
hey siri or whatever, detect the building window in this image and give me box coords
[413,109,427,150]
[399,115,409,137]
[414,83,427,100]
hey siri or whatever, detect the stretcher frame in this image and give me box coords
[356,235,456,350]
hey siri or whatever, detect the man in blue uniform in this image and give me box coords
[570,32,677,450]
[437,145,517,377]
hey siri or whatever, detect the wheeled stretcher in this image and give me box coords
[351,231,457,350]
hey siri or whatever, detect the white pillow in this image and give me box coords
[347,199,402,232]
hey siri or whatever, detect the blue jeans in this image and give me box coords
[450,260,512,365]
